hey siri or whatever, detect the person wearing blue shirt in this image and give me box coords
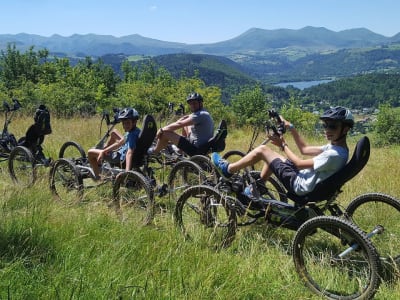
[88,107,140,180]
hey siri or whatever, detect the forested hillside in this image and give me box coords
[1,44,400,145]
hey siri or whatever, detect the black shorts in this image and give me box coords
[269,158,298,192]
[177,137,199,157]
[104,151,122,167]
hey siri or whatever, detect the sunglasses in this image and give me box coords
[322,123,340,130]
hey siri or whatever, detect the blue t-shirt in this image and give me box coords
[117,127,141,161]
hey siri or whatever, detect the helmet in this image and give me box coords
[118,107,139,121]
[320,106,354,127]
[186,92,203,103]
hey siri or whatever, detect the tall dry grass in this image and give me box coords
[0,116,399,299]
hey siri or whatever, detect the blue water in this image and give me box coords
[275,79,333,90]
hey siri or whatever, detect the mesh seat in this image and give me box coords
[197,120,228,155]
[288,136,370,205]
[131,115,157,169]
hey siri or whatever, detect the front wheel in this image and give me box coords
[346,192,400,277]
[292,216,381,300]
[174,185,237,249]
[190,155,217,185]
[49,158,83,205]
[59,141,87,163]
[168,160,206,202]
[113,171,154,225]
[8,146,36,187]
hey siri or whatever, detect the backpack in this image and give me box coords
[34,105,52,135]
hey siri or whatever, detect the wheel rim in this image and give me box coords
[293,217,380,299]
[113,172,154,225]
[346,193,400,277]
[175,185,236,249]
[9,147,35,187]
[50,159,82,205]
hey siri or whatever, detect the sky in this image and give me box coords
[1,0,400,44]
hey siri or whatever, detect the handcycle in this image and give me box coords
[1,99,53,187]
[175,118,400,299]
[49,112,209,225]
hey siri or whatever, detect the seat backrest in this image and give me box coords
[198,120,228,155]
[131,114,157,168]
[289,136,370,205]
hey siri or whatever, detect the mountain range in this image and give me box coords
[1,26,400,87]
[1,26,400,57]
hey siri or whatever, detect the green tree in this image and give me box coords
[374,104,400,146]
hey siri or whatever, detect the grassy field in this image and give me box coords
[0,116,399,299]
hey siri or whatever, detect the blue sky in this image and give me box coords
[2,0,399,44]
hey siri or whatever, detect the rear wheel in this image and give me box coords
[346,193,400,278]
[174,185,236,249]
[49,158,83,205]
[8,146,36,187]
[113,171,154,225]
[293,216,381,300]
[59,141,87,163]
[168,160,206,202]
[190,155,217,185]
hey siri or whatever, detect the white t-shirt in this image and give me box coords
[293,144,349,195]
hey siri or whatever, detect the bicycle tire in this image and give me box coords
[49,158,83,205]
[58,141,87,161]
[222,149,254,169]
[292,216,381,300]
[174,185,237,249]
[168,160,206,201]
[113,171,155,225]
[190,154,218,185]
[346,192,400,277]
[8,145,36,187]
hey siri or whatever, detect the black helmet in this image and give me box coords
[186,92,203,103]
[320,106,354,127]
[118,107,139,120]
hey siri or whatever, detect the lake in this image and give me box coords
[275,79,334,90]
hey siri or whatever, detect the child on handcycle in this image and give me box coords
[88,107,140,180]
[212,106,354,199]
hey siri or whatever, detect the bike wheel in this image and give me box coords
[248,171,287,202]
[346,193,400,275]
[292,216,381,300]
[49,158,83,205]
[190,155,218,185]
[222,149,253,168]
[8,146,36,187]
[113,171,154,225]
[58,141,87,162]
[168,160,206,202]
[174,185,236,249]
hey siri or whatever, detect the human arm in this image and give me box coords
[157,114,193,138]
[125,148,134,171]
[280,116,323,156]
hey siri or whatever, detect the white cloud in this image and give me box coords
[149,5,157,11]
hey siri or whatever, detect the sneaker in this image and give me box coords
[211,152,232,179]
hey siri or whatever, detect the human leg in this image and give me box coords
[88,148,102,178]
[149,131,181,154]
[104,130,123,148]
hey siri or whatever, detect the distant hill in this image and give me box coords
[2,27,400,85]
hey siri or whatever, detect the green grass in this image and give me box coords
[0,117,399,299]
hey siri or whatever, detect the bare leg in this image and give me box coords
[104,130,123,148]
[153,131,181,153]
[228,144,285,174]
[88,148,102,178]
